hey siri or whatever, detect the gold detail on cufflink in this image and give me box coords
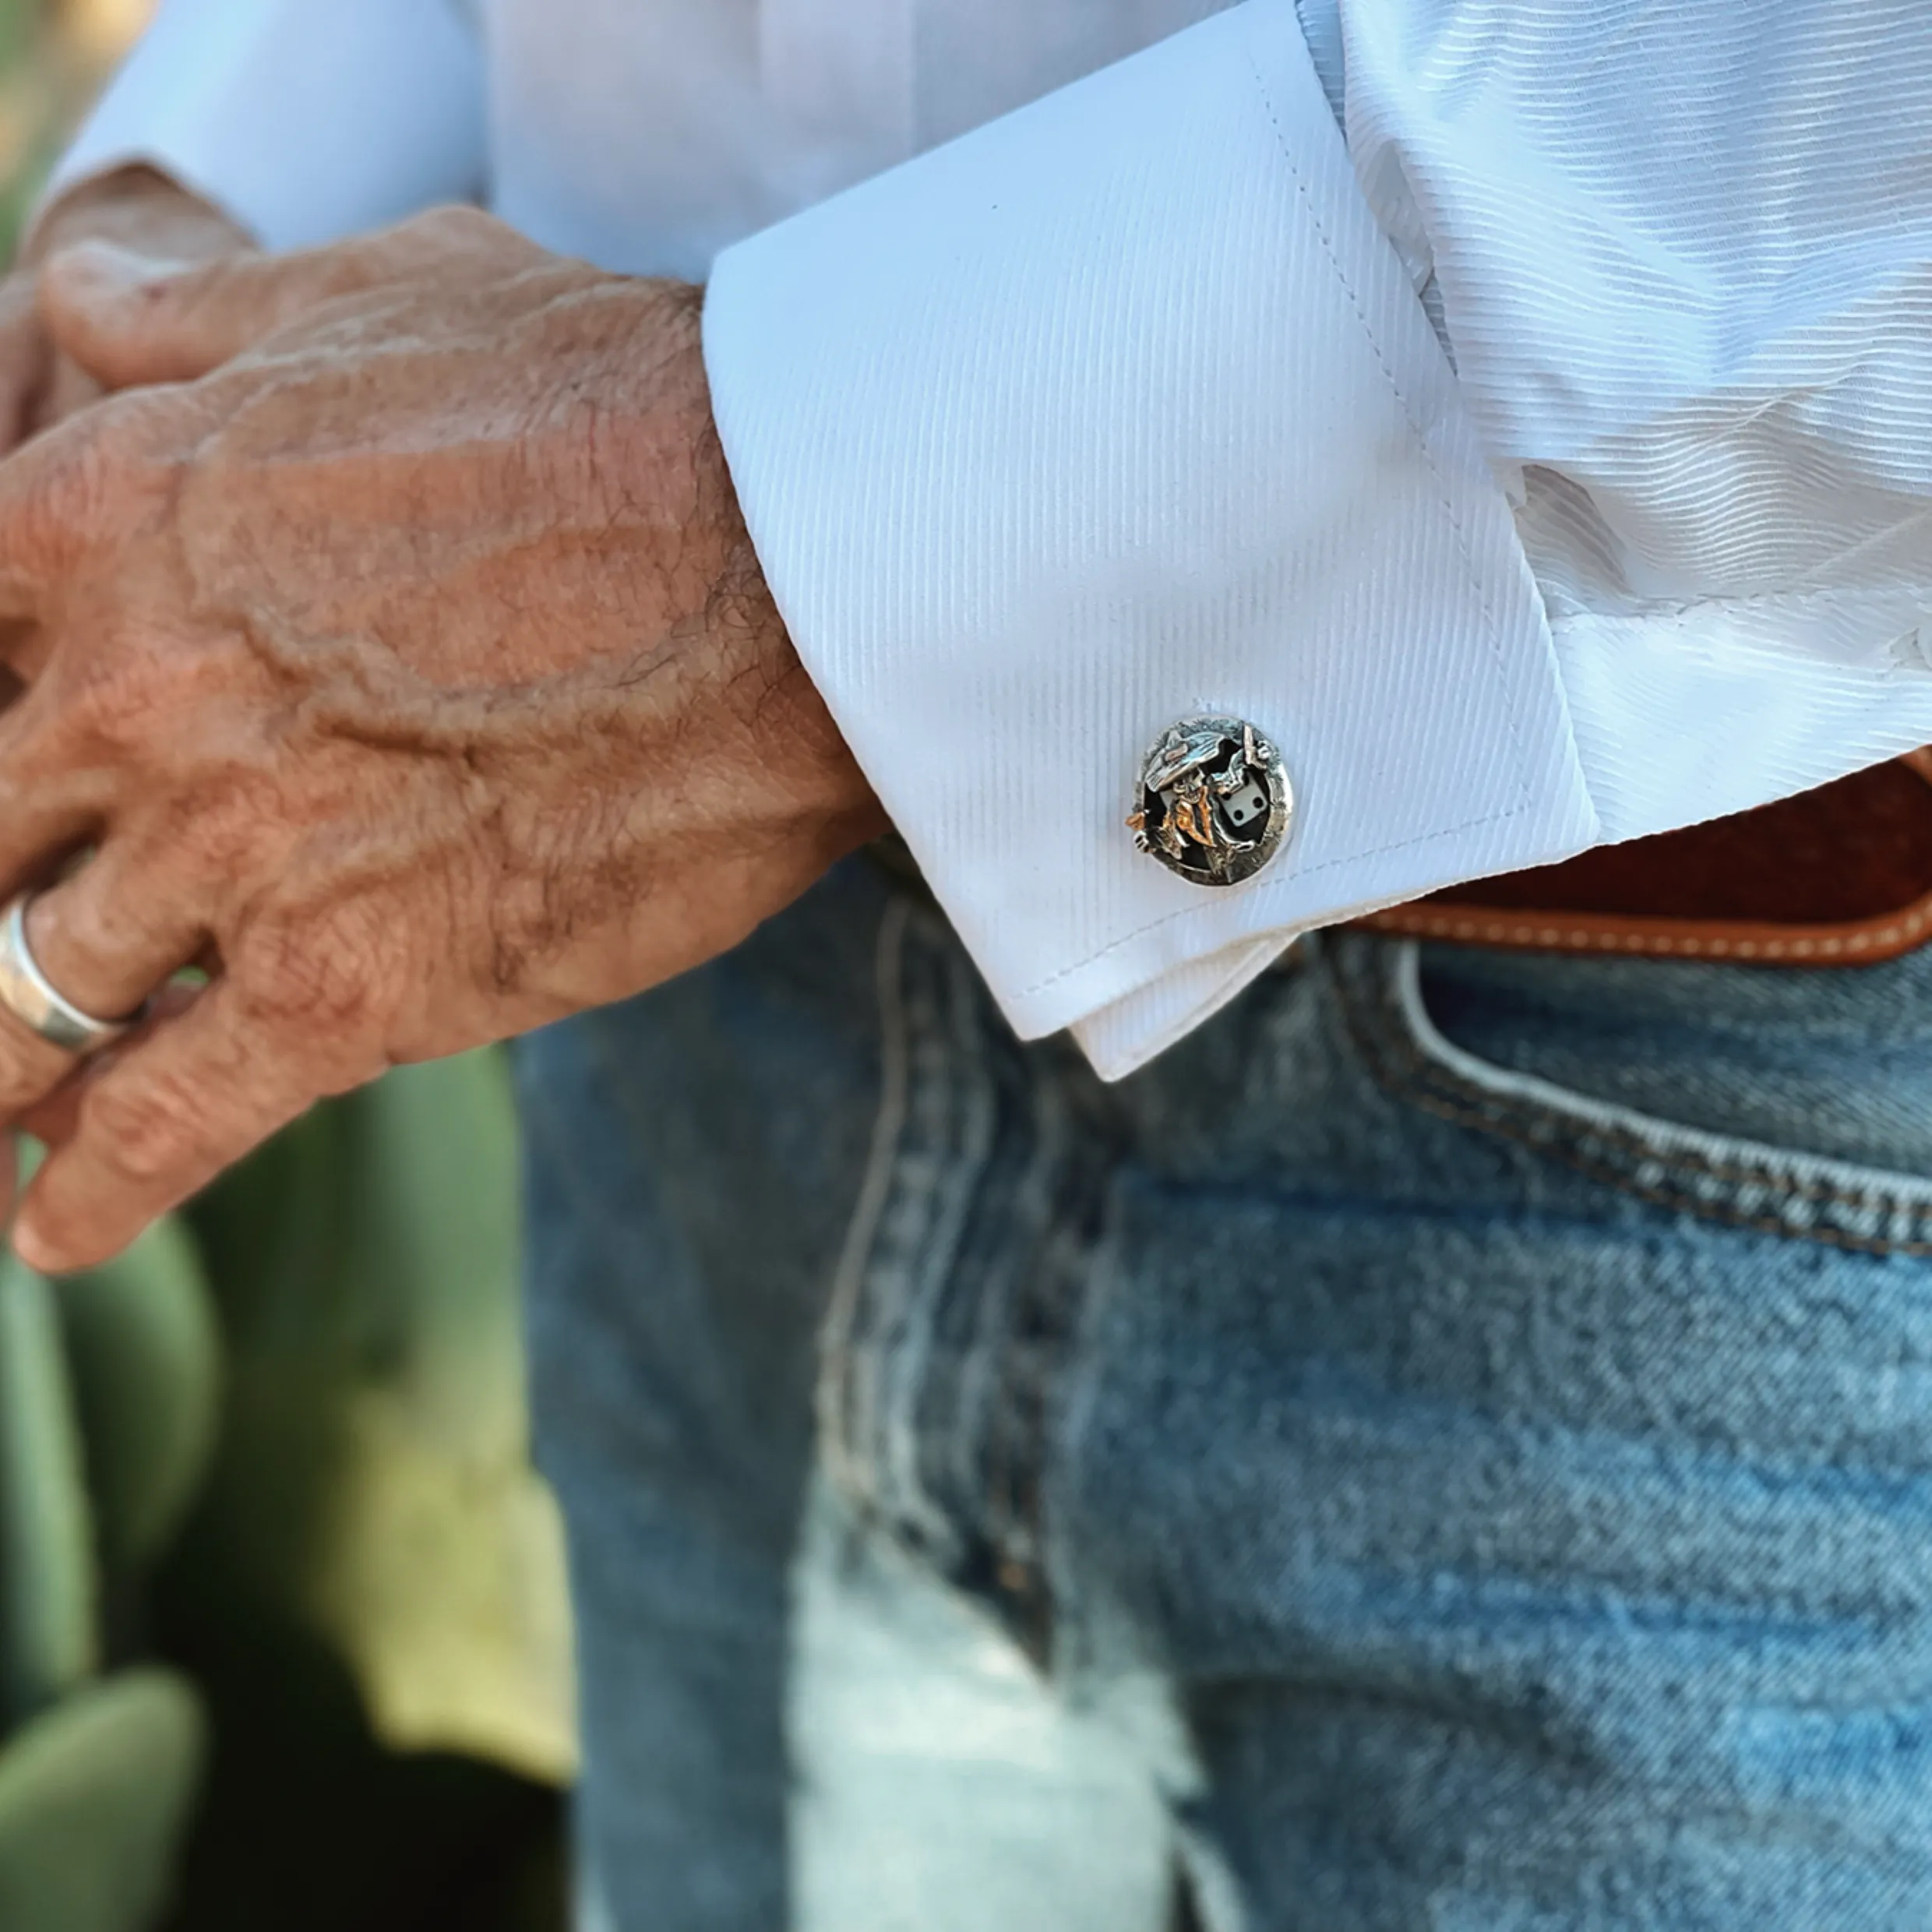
[1128,716,1292,887]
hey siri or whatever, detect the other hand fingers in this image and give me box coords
[0,277,51,453]
[26,354,104,442]
[41,240,343,387]
[41,206,523,390]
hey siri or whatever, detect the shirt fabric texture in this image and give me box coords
[49,0,1932,1074]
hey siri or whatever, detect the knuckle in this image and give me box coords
[171,782,272,878]
[13,397,164,564]
[9,440,98,566]
[235,911,387,1042]
[68,645,178,758]
[55,387,144,471]
[53,880,126,967]
[81,1070,205,1184]
[85,390,199,493]
[62,617,231,764]
[0,1031,62,1108]
[410,204,500,253]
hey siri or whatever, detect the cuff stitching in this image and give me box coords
[1013,791,1539,1002]
[1243,32,1539,806]
[1010,27,1585,1020]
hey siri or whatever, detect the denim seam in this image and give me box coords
[820,900,1078,1606]
[866,915,999,1559]
[1334,940,1932,1256]
[816,894,914,1511]
[889,939,1003,1553]
[818,898,1111,1656]
[982,1074,1120,1658]
[1394,1083,1932,1257]
[817,896,989,1553]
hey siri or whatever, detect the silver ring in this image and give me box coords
[0,891,136,1056]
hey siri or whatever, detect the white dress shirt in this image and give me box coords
[49,0,1932,1076]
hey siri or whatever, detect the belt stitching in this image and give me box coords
[1358,889,1932,961]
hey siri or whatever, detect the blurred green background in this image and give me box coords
[0,0,144,253]
[0,5,580,1927]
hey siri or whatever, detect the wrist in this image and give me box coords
[658,286,887,863]
[718,521,889,862]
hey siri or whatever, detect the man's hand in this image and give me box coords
[0,206,882,1271]
[0,165,250,446]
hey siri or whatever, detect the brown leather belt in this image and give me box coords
[1359,748,1932,965]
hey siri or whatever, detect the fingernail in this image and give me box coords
[48,239,182,298]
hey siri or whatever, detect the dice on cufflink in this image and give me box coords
[1127,716,1292,887]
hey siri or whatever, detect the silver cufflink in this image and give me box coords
[1127,715,1292,887]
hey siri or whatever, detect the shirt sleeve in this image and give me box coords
[41,0,485,250]
[703,0,1598,1077]
[704,0,1932,1078]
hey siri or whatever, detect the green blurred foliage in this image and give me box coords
[161,1057,573,1932]
[0,1228,216,1932]
[58,1218,219,1585]
[0,1671,205,1932]
[0,1058,574,1932]
[0,0,76,257]
[0,1255,96,1724]
[180,1055,573,1788]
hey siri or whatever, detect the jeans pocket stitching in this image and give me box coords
[1331,936,1932,1255]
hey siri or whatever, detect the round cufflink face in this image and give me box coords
[1127,716,1292,888]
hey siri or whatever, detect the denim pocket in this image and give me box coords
[1327,933,1932,1256]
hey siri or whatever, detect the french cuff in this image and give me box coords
[39,0,485,252]
[705,0,1600,1081]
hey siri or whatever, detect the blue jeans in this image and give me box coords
[517,852,1932,1930]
